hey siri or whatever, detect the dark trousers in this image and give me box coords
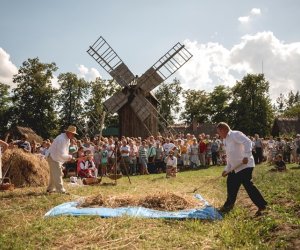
[212,152,219,165]
[254,147,264,164]
[223,168,267,209]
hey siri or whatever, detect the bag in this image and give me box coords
[297,148,300,154]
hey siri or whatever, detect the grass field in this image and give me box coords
[0,163,299,249]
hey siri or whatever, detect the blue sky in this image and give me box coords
[1,0,300,99]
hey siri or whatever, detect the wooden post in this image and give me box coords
[99,111,106,140]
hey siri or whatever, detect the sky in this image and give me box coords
[1,0,300,100]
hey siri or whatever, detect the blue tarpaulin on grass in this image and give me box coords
[44,194,222,220]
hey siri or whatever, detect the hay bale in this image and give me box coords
[79,192,204,211]
[2,149,49,187]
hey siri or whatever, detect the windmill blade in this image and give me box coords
[103,91,129,114]
[137,42,193,93]
[130,94,157,122]
[87,36,135,87]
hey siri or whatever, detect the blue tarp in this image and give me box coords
[45,194,222,220]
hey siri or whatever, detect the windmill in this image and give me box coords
[87,36,192,138]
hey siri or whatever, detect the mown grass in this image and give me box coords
[0,163,299,249]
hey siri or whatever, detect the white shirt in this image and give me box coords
[165,156,177,167]
[47,133,72,163]
[120,145,130,157]
[223,130,254,173]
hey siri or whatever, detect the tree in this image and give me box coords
[12,58,59,139]
[154,78,183,129]
[181,89,210,123]
[207,85,232,123]
[56,72,89,136]
[0,83,12,137]
[274,91,300,118]
[275,93,286,116]
[229,73,274,136]
[84,78,121,136]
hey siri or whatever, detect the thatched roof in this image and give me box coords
[271,117,300,136]
[6,126,43,143]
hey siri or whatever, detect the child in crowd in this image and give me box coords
[100,144,109,176]
[78,150,98,178]
[270,154,287,172]
[165,150,177,178]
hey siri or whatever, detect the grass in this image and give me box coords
[0,163,299,249]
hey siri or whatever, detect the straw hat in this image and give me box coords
[65,125,78,135]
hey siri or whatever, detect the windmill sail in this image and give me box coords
[130,94,157,122]
[87,36,135,87]
[137,42,193,93]
[103,91,129,114]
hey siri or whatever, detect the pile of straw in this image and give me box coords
[79,192,204,211]
[2,149,49,187]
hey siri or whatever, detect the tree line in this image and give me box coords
[0,57,299,139]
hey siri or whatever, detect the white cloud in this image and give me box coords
[238,16,250,24]
[238,7,261,24]
[251,8,261,15]
[77,64,101,81]
[177,31,300,100]
[0,48,18,88]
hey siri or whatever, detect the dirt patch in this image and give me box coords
[78,192,204,211]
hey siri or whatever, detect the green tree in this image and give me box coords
[207,85,232,123]
[0,83,12,137]
[56,72,89,136]
[154,78,183,129]
[12,58,59,138]
[229,73,274,136]
[84,78,121,136]
[181,89,209,123]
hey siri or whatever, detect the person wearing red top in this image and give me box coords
[198,137,207,167]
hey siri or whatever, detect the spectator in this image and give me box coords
[14,134,31,153]
[139,140,149,175]
[154,141,165,173]
[270,154,287,172]
[189,138,199,169]
[78,150,98,178]
[129,141,138,175]
[198,136,207,167]
[211,137,220,166]
[253,134,264,164]
[165,150,177,178]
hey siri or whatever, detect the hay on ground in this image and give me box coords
[2,148,49,187]
[79,192,204,211]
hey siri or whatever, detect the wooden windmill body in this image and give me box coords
[87,36,192,138]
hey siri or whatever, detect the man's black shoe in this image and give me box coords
[255,206,267,216]
[218,206,233,214]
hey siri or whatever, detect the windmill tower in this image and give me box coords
[87,36,192,138]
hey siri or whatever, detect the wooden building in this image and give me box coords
[271,117,300,136]
[118,92,159,138]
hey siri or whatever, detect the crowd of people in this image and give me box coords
[2,124,300,215]
[5,130,300,179]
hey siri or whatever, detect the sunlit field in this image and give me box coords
[1,163,299,249]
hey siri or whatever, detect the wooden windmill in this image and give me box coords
[87,36,192,138]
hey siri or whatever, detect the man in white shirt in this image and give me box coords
[46,125,77,194]
[217,122,267,216]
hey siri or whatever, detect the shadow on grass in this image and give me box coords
[289,166,300,170]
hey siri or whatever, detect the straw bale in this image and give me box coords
[79,192,204,211]
[2,148,49,187]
